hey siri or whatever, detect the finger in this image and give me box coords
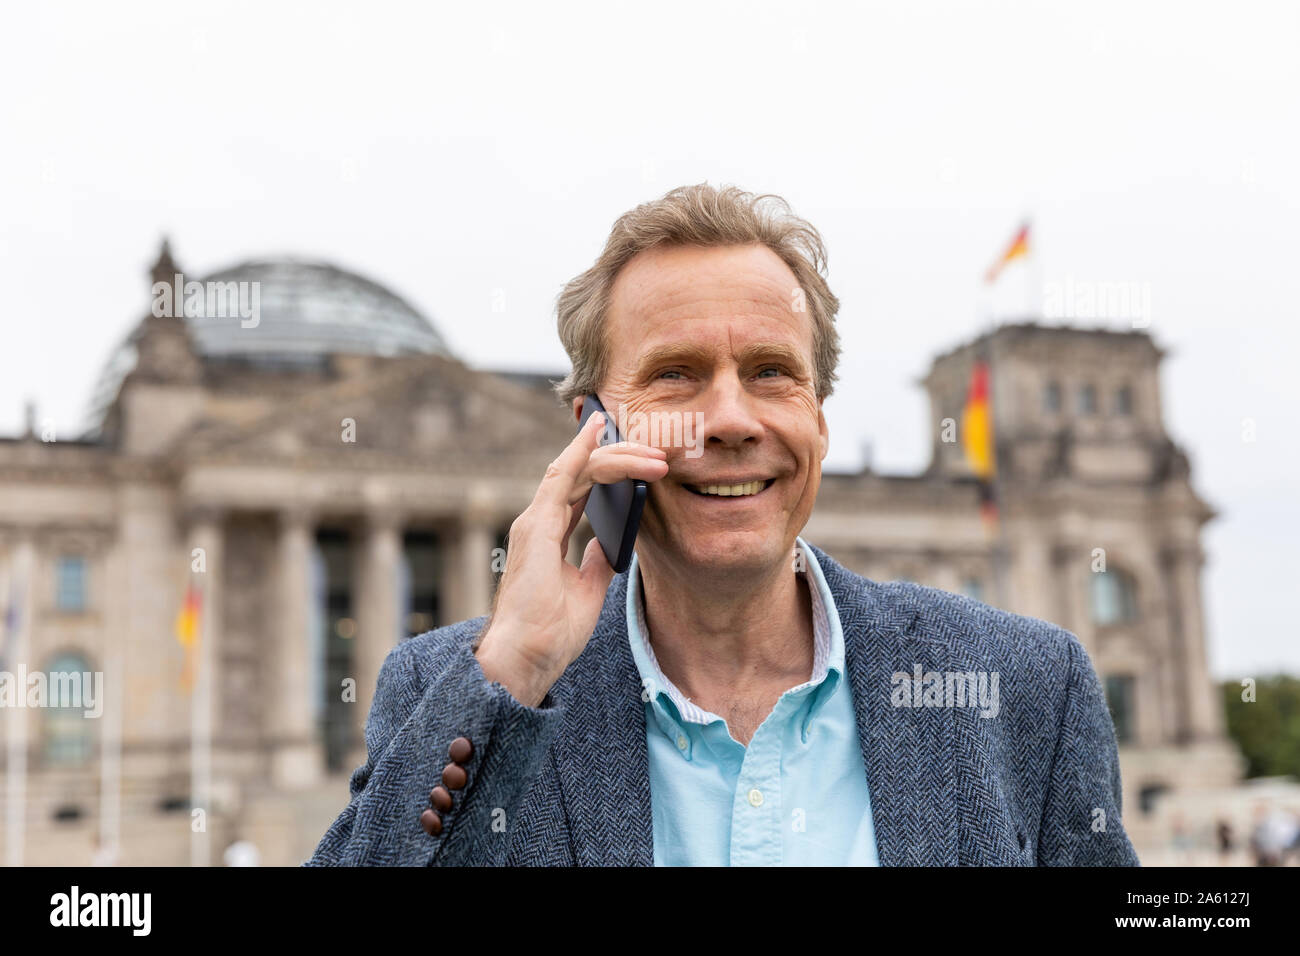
[571,452,669,500]
[559,447,664,543]
[533,411,609,511]
[593,442,668,458]
[586,442,668,461]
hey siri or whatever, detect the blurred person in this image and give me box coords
[90,837,119,867]
[1215,815,1234,864]
[1287,806,1300,865]
[307,184,1139,867]
[223,839,261,867]
[1170,812,1196,865]
[1249,802,1294,866]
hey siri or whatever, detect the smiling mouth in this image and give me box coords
[682,478,776,497]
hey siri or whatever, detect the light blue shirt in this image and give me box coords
[626,537,880,866]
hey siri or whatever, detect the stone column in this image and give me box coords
[1051,543,1089,643]
[1009,529,1055,623]
[353,509,403,742]
[444,508,496,625]
[185,508,223,868]
[99,531,128,865]
[1154,596,1184,746]
[1134,662,1162,748]
[3,533,36,867]
[926,552,961,597]
[269,507,322,789]
[1162,543,1222,740]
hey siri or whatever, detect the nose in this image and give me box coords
[698,375,764,449]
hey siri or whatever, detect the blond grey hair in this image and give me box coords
[553,183,841,406]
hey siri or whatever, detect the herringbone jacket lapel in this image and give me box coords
[548,547,960,866]
[812,545,960,866]
[549,571,655,865]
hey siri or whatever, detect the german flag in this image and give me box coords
[961,359,998,531]
[174,580,202,693]
[985,222,1030,284]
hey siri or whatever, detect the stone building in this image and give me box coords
[0,243,1241,865]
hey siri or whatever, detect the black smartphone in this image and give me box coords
[577,394,647,573]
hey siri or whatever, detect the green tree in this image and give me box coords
[1221,674,1300,779]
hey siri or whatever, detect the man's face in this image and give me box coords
[575,242,828,576]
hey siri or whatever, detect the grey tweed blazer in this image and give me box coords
[305,543,1139,866]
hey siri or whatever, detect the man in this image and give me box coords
[307,183,1139,866]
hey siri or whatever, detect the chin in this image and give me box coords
[669,528,788,575]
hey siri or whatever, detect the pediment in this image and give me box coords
[176,355,575,468]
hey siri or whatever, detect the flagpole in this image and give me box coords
[99,648,122,866]
[1030,218,1043,323]
[1024,248,1034,320]
[992,472,1010,610]
[979,220,1032,609]
[191,570,211,868]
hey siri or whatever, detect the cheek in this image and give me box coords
[791,425,824,468]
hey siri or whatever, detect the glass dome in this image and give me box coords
[187,258,450,360]
[85,257,452,433]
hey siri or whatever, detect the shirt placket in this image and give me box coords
[727,696,796,867]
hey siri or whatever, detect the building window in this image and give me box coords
[315,529,355,773]
[1115,384,1133,415]
[1138,783,1168,815]
[43,652,95,766]
[1043,381,1061,413]
[54,556,87,613]
[1090,568,1139,626]
[1103,674,1136,745]
[1077,383,1097,414]
[401,531,441,637]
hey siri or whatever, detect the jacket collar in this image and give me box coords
[548,542,958,866]
[810,543,959,866]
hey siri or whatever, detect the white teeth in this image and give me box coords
[693,481,765,497]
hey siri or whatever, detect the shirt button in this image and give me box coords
[747,788,764,807]
[676,734,688,751]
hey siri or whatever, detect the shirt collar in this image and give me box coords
[625,536,846,755]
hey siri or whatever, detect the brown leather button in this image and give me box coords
[430,786,453,813]
[442,762,468,790]
[449,736,474,764]
[419,808,442,836]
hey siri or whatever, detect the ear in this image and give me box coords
[571,396,585,424]
[818,396,829,461]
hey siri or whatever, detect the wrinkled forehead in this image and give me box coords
[606,243,812,356]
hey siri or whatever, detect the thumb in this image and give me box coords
[577,535,616,603]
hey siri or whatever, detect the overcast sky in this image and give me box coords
[1,0,1296,678]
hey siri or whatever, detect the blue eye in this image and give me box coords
[660,370,684,380]
[757,367,781,378]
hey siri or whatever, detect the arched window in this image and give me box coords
[42,651,95,766]
[1090,568,1139,626]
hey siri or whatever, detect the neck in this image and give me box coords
[635,546,815,703]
